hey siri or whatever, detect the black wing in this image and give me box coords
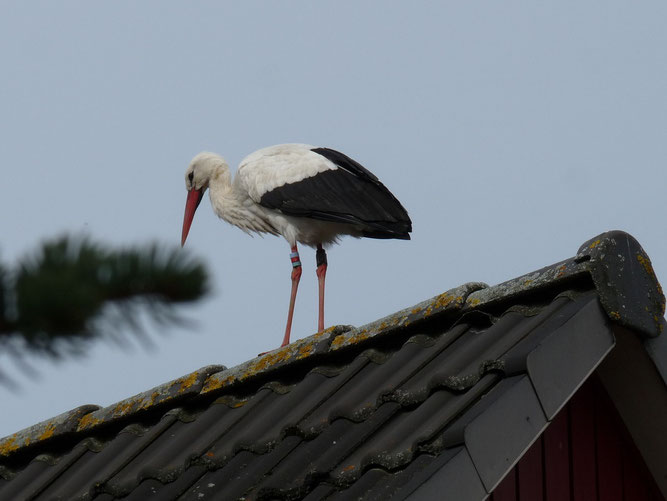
[259,147,412,239]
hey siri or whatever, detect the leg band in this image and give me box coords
[290,251,301,268]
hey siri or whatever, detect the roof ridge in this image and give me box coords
[1,230,663,461]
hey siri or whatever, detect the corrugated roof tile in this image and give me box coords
[0,458,51,500]
[75,364,224,434]
[0,404,99,459]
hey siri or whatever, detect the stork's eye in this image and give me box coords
[188,172,194,183]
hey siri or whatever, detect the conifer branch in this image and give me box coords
[0,235,210,359]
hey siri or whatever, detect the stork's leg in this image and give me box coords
[316,244,328,332]
[281,245,302,347]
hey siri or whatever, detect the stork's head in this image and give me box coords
[181,152,228,246]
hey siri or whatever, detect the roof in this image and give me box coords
[1,230,665,500]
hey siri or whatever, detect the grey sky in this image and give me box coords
[1,2,665,437]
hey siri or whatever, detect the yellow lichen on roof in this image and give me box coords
[76,413,102,431]
[202,373,235,394]
[178,371,200,393]
[138,391,161,410]
[297,344,314,359]
[202,348,294,395]
[589,239,601,249]
[111,400,136,418]
[432,291,463,309]
[637,254,665,307]
[0,435,19,456]
[637,253,656,279]
[38,423,56,441]
[330,329,369,350]
[467,297,482,307]
[317,325,338,337]
[247,348,291,375]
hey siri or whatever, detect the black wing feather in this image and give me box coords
[259,148,412,239]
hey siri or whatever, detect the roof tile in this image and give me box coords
[0,404,99,458]
[76,364,225,433]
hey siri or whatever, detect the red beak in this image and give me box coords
[181,189,204,246]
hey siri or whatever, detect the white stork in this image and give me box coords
[181,143,412,349]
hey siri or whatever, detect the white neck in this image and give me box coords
[208,167,277,236]
[208,166,237,220]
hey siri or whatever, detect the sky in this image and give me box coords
[1,2,665,437]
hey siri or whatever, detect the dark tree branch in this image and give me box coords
[0,235,210,366]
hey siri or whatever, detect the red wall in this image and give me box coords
[490,376,663,501]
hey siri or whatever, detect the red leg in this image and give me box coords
[316,244,327,332]
[281,245,302,347]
